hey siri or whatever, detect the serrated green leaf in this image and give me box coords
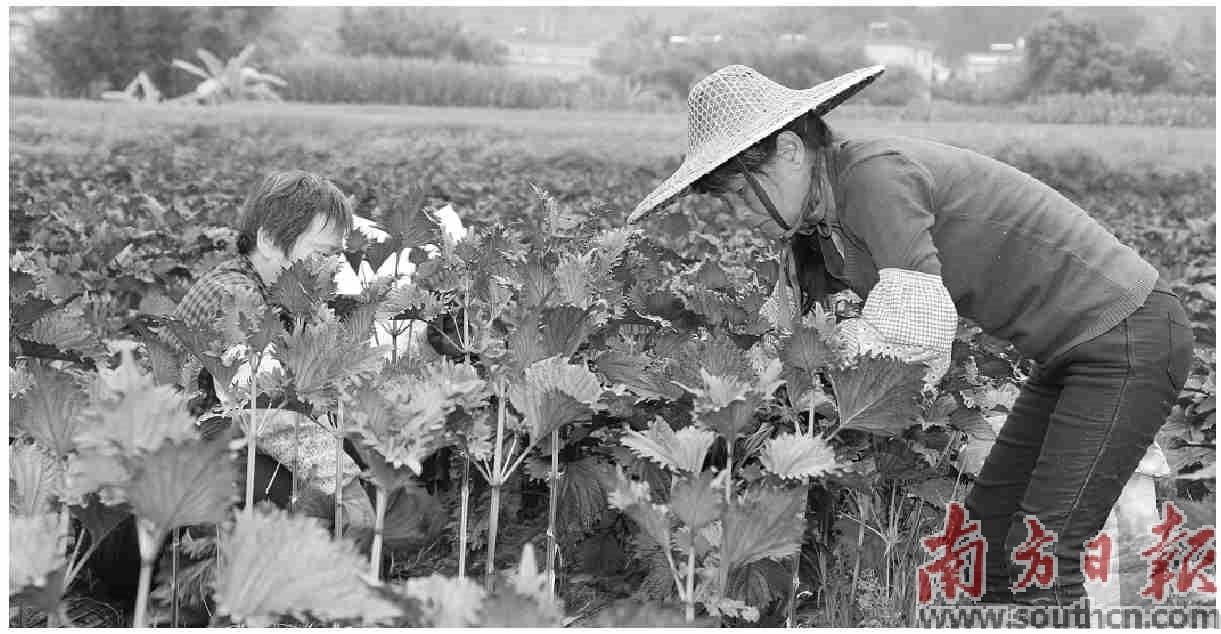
[504,307,549,372]
[382,187,440,250]
[726,558,790,610]
[909,477,959,509]
[682,285,749,326]
[524,356,602,404]
[960,382,1021,413]
[124,437,235,543]
[10,362,34,396]
[381,283,445,322]
[9,513,65,598]
[27,309,98,356]
[350,441,417,492]
[280,314,384,408]
[359,481,446,549]
[698,394,763,440]
[760,432,838,480]
[827,355,925,437]
[593,349,648,381]
[64,452,131,506]
[554,251,595,308]
[669,471,722,530]
[721,487,805,573]
[540,305,593,359]
[681,333,754,383]
[701,597,760,622]
[268,255,339,316]
[74,352,199,454]
[214,507,401,626]
[509,356,600,438]
[161,317,244,390]
[10,443,64,516]
[606,469,672,552]
[781,324,833,376]
[513,388,588,440]
[620,417,715,473]
[948,406,997,441]
[13,363,87,459]
[346,361,487,475]
[557,457,610,535]
[682,369,751,411]
[402,573,485,626]
[594,351,681,401]
[760,273,798,331]
[69,495,130,544]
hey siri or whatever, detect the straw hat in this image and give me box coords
[628,64,886,224]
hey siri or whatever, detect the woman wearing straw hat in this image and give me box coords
[628,65,1194,608]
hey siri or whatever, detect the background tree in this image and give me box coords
[1021,10,1178,96]
[26,7,276,98]
[337,7,506,64]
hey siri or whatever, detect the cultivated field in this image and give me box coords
[9,96,1217,627]
[12,97,1216,171]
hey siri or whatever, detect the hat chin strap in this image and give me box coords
[736,155,830,242]
[734,157,792,232]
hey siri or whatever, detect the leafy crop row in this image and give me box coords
[848,94,1216,128]
[9,127,1215,626]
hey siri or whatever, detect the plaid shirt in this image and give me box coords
[172,256,269,329]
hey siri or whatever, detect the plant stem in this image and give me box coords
[134,556,155,628]
[718,435,734,605]
[245,353,258,517]
[786,484,811,628]
[334,434,344,540]
[787,402,817,628]
[291,409,299,514]
[884,486,896,605]
[458,453,471,578]
[685,541,697,624]
[485,383,507,589]
[133,522,160,629]
[370,486,388,582]
[43,507,71,627]
[486,482,502,589]
[458,286,472,579]
[545,429,560,600]
[850,491,867,603]
[171,530,180,627]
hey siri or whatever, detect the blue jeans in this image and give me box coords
[964,283,1194,606]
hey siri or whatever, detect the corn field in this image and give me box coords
[270,54,671,112]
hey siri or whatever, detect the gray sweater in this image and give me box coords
[805,131,1159,364]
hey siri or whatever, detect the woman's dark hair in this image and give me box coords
[235,170,353,255]
[692,113,830,196]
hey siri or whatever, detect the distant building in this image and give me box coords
[668,33,723,45]
[960,38,1025,81]
[502,41,597,79]
[861,20,949,83]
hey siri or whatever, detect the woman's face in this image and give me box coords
[719,131,813,240]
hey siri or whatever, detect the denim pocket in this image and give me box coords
[1167,315,1194,393]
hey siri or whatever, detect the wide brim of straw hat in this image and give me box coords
[628,65,886,225]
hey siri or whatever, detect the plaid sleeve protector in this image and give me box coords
[835,268,957,386]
